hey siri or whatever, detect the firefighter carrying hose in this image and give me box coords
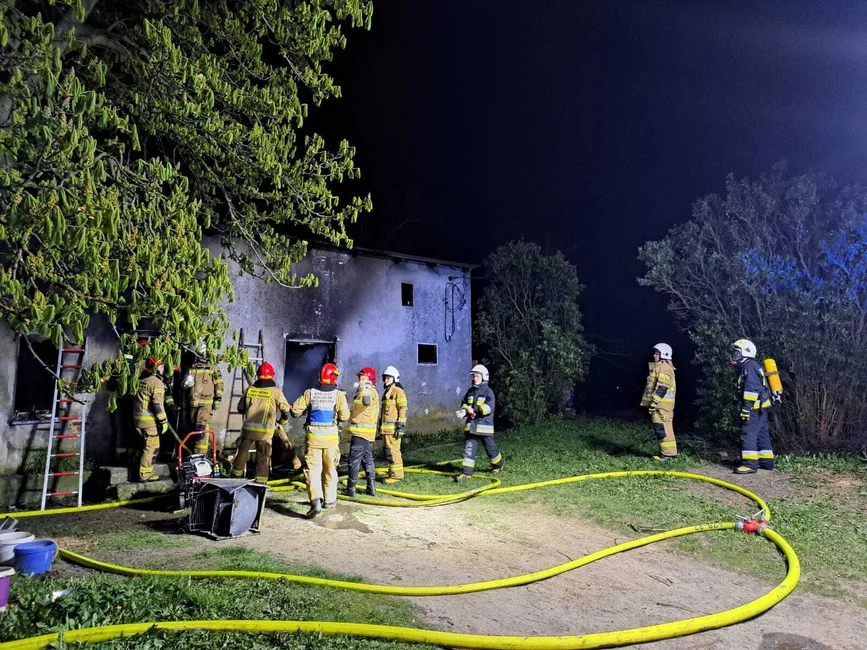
[133,357,168,482]
[455,364,503,482]
[379,365,408,484]
[230,362,291,484]
[181,342,223,456]
[639,343,678,461]
[291,363,351,518]
[731,339,774,474]
[345,367,380,498]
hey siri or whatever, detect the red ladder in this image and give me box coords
[40,340,88,510]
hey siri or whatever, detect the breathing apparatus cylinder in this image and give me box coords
[763,358,783,396]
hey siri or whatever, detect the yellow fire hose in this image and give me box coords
[0,470,800,650]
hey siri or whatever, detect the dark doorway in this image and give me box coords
[14,337,58,419]
[283,340,336,401]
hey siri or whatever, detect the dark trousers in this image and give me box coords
[741,409,774,470]
[347,437,376,487]
[461,434,503,475]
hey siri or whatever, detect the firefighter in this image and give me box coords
[731,339,774,474]
[133,357,168,482]
[455,364,503,482]
[345,367,380,498]
[379,365,408,484]
[640,343,678,461]
[230,362,291,484]
[291,363,351,518]
[181,343,223,456]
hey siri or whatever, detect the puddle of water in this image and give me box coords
[319,511,372,533]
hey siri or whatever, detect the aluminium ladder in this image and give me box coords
[40,340,88,510]
[225,328,264,456]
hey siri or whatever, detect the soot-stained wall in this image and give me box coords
[0,244,473,475]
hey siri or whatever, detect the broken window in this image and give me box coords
[401,283,414,307]
[13,337,58,422]
[417,343,438,365]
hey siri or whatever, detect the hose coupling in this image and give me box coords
[735,509,770,535]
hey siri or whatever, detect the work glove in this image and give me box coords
[394,423,406,440]
[740,407,751,421]
[212,399,221,412]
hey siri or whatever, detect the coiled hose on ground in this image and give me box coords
[0,469,800,650]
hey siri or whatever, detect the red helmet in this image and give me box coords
[257,362,275,380]
[320,363,340,385]
[357,367,377,385]
[145,357,162,372]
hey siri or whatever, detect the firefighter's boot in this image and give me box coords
[365,478,377,496]
[345,481,357,498]
[306,498,322,518]
[454,473,471,483]
[734,465,758,475]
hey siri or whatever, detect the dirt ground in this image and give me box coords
[45,473,866,650]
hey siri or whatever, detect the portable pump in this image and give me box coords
[177,431,219,510]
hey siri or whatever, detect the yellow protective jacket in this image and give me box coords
[237,379,291,442]
[348,383,380,441]
[291,385,351,449]
[640,360,676,412]
[188,362,223,408]
[133,373,168,429]
[380,383,408,434]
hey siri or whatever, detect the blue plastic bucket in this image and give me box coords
[13,540,57,576]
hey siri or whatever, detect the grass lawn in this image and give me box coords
[1,416,865,648]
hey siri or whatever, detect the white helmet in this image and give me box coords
[382,365,400,382]
[471,364,489,382]
[653,343,673,360]
[732,339,757,359]
[196,342,208,357]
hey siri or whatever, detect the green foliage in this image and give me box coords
[475,241,591,425]
[639,163,867,451]
[0,0,372,402]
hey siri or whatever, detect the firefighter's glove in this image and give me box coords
[212,399,221,412]
[740,408,751,421]
[394,423,406,440]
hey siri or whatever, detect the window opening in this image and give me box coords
[417,343,438,365]
[401,283,414,307]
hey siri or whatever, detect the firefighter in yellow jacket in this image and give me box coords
[230,362,291,484]
[345,367,380,498]
[640,343,678,461]
[291,363,351,518]
[379,365,408,484]
[134,357,168,482]
[181,343,223,455]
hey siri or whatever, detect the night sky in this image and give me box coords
[311,0,867,415]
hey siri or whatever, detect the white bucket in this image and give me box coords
[0,531,35,565]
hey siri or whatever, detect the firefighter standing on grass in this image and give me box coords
[230,362,291,484]
[455,364,503,482]
[182,343,223,456]
[731,339,775,474]
[291,363,351,518]
[345,367,380,498]
[640,343,678,461]
[379,365,408,484]
[134,357,168,482]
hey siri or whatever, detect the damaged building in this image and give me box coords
[0,243,473,506]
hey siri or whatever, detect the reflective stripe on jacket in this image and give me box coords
[640,360,676,412]
[133,374,168,428]
[738,358,772,411]
[349,384,380,441]
[238,382,291,441]
[292,386,351,448]
[380,383,408,433]
[188,363,223,407]
[461,382,495,436]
